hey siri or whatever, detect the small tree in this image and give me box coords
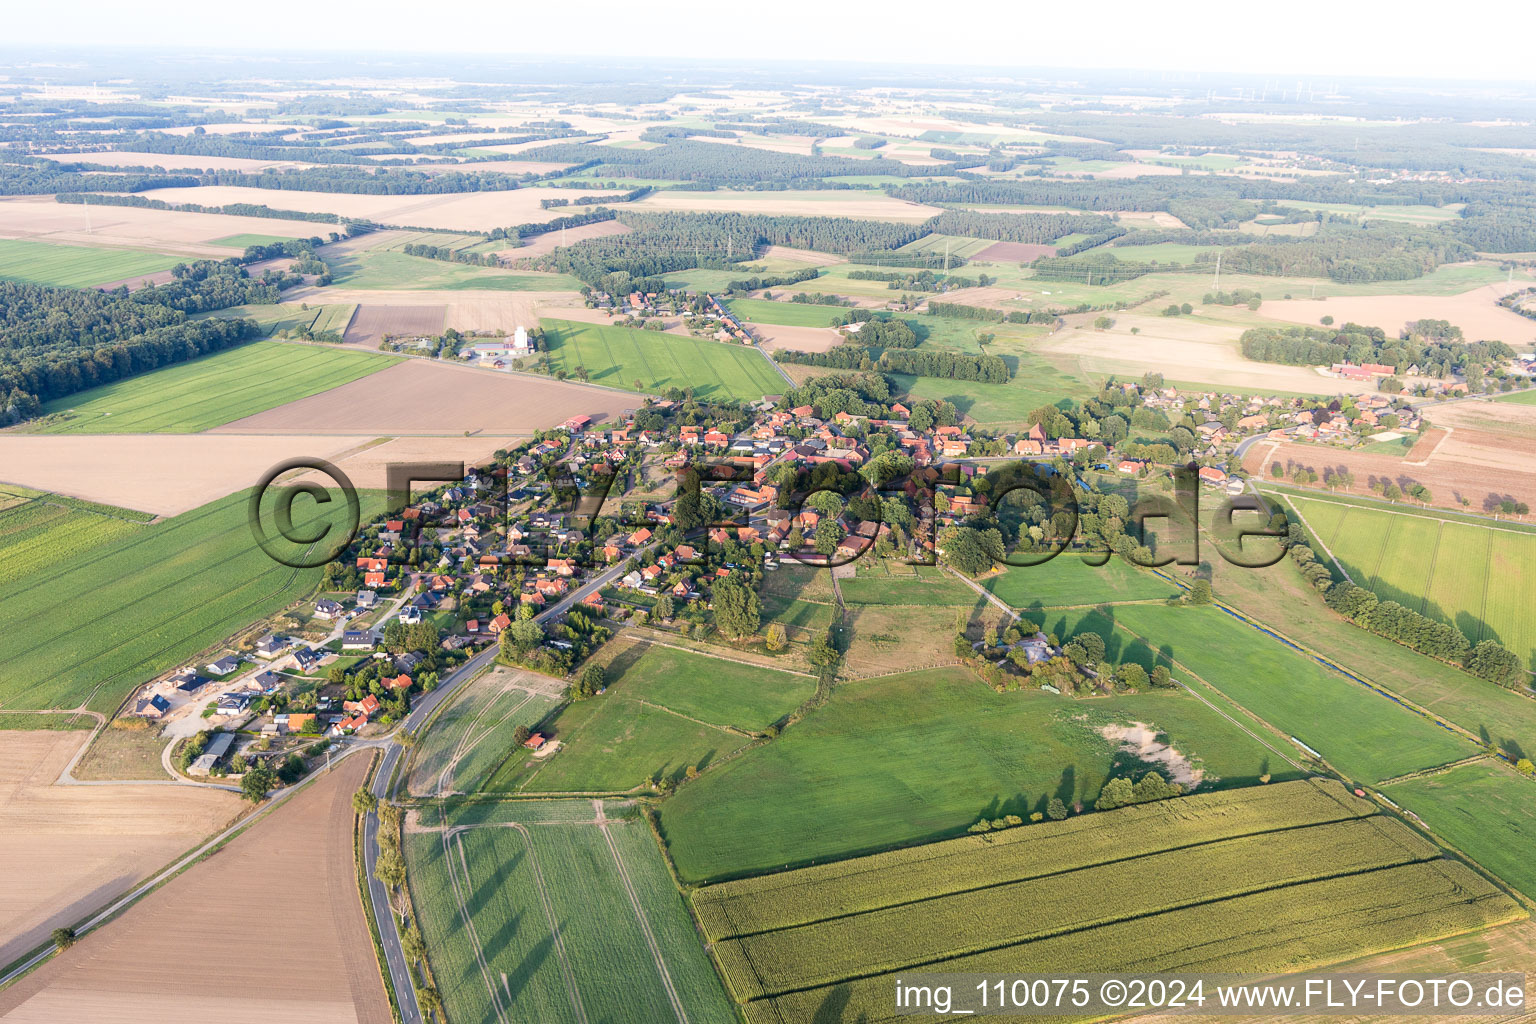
[1046,797,1069,820]
[352,789,378,815]
[241,763,277,803]
[764,622,788,651]
[51,927,77,950]
[1188,579,1214,605]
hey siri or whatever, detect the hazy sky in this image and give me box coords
[10,0,1534,83]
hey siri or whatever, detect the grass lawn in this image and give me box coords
[1495,389,1536,405]
[0,488,385,713]
[33,341,399,433]
[199,302,352,337]
[406,801,736,1024]
[657,667,1302,882]
[839,565,979,606]
[0,237,181,287]
[486,644,812,793]
[540,318,785,402]
[326,248,581,290]
[726,298,847,327]
[983,555,1180,609]
[891,369,1094,428]
[1383,762,1536,900]
[1107,604,1473,784]
[209,233,298,249]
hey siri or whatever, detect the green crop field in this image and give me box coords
[209,233,298,249]
[485,643,812,793]
[686,780,1518,1023]
[0,492,147,589]
[0,237,182,287]
[33,341,399,433]
[0,488,384,712]
[726,298,846,327]
[891,368,1093,427]
[757,566,837,633]
[540,319,786,402]
[1384,762,1536,900]
[406,800,736,1024]
[1496,389,1536,405]
[657,667,1304,882]
[1291,495,1536,668]
[1107,604,1472,783]
[407,666,563,796]
[983,555,1179,609]
[326,247,581,290]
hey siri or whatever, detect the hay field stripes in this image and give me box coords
[688,780,1521,1023]
[34,341,400,434]
[420,805,728,1024]
[1288,496,1535,657]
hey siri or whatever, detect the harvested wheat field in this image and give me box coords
[924,285,1027,309]
[0,730,242,971]
[633,189,941,222]
[341,304,446,344]
[213,359,639,435]
[500,218,631,258]
[42,151,312,173]
[132,185,630,233]
[0,434,374,516]
[1040,314,1372,394]
[323,435,515,487]
[0,754,388,1024]
[753,324,848,353]
[759,245,846,266]
[284,287,580,333]
[1260,282,1536,345]
[0,197,324,257]
[1426,398,1536,444]
[1244,438,1536,513]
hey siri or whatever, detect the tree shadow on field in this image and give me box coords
[504,933,555,1003]
[602,640,648,685]
[812,984,853,1024]
[466,847,524,919]
[481,910,523,967]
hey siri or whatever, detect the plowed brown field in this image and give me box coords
[0,754,387,1024]
[0,730,241,971]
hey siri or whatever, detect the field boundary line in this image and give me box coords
[1258,483,1536,535]
[1404,425,1452,466]
[593,801,690,1024]
[1283,496,1353,582]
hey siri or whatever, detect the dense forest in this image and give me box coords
[0,263,278,418]
[517,138,955,184]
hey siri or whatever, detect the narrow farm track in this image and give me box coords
[593,801,690,1024]
[432,687,536,796]
[446,830,512,1024]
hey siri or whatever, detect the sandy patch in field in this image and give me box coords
[130,185,630,233]
[1259,281,1536,345]
[93,268,177,292]
[500,218,632,259]
[1243,439,1536,514]
[282,287,581,333]
[0,754,388,1024]
[42,151,312,173]
[632,189,940,222]
[976,241,1056,262]
[753,324,849,353]
[0,196,326,257]
[1039,313,1375,394]
[1099,721,1205,786]
[0,434,374,516]
[212,359,639,435]
[0,730,242,971]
